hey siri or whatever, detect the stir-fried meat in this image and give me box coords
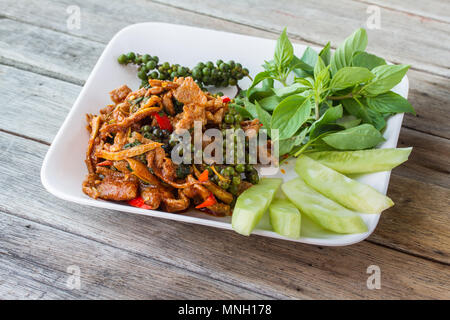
[163,189,190,212]
[174,103,206,133]
[241,119,260,138]
[85,115,102,173]
[173,77,207,105]
[83,76,255,217]
[162,91,175,115]
[141,187,162,209]
[110,85,131,104]
[82,168,138,201]
[100,105,162,136]
[96,176,138,201]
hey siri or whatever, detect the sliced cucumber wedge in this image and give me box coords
[307,148,412,174]
[269,198,301,239]
[296,155,394,214]
[282,178,368,234]
[232,178,283,236]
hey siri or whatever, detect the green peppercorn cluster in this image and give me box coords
[117,52,249,88]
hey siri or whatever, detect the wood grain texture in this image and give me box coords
[155,0,450,77]
[355,0,450,23]
[0,18,449,139]
[0,132,448,299]
[0,0,449,299]
[0,212,267,299]
[0,59,449,263]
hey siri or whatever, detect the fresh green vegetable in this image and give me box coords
[295,155,394,214]
[282,178,368,234]
[232,178,282,236]
[321,124,385,150]
[308,148,412,174]
[118,52,250,88]
[269,198,301,239]
[240,27,414,157]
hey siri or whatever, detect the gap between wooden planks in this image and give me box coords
[0,18,449,139]
[0,132,449,299]
[0,46,449,263]
[0,212,271,299]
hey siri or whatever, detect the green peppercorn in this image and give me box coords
[224,114,234,124]
[170,71,178,79]
[248,172,259,184]
[146,60,156,70]
[218,180,230,190]
[141,125,152,133]
[135,55,143,64]
[138,69,147,80]
[228,60,235,68]
[216,59,223,66]
[216,91,224,97]
[245,164,254,172]
[236,63,242,70]
[152,56,159,64]
[162,62,170,69]
[142,54,151,63]
[242,68,249,76]
[234,114,243,123]
[202,67,211,76]
[229,184,239,195]
[235,164,245,173]
[225,166,236,176]
[117,54,128,64]
[149,71,158,79]
[126,52,136,61]
[232,175,241,185]
[229,78,237,86]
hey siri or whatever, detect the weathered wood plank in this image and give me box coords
[156,0,450,78]
[355,0,450,23]
[1,64,449,262]
[0,212,268,299]
[0,19,449,140]
[1,64,448,188]
[0,132,448,298]
[395,128,450,189]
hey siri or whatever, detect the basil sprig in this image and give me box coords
[239,28,415,157]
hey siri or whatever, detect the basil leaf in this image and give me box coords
[273,83,309,99]
[366,91,415,115]
[301,47,319,70]
[329,67,375,91]
[248,71,273,93]
[322,124,385,150]
[330,28,368,75]
[255,101,272,132]
[352,51,386,70]
[314,56,327,80]
[274,28,294,68]
[319,42,331,66]
[258,95,281,112]
[242,100,258,119]
[309,105,343,139]
[336,115,361,129]
[290,55,314,73]
[271,95,312,140]
[362,64,410,96]
[342,98,386,131]
[232,104,254,120]
[279,129,307,156]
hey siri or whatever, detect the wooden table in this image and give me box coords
[0,0,449,299]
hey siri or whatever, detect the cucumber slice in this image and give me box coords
[232,178,283,236]
[296,155,394,214]
[269,198,301,239]
[307,148,412,174]
[282,178,368,234]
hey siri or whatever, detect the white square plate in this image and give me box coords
[41,23,408,246]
